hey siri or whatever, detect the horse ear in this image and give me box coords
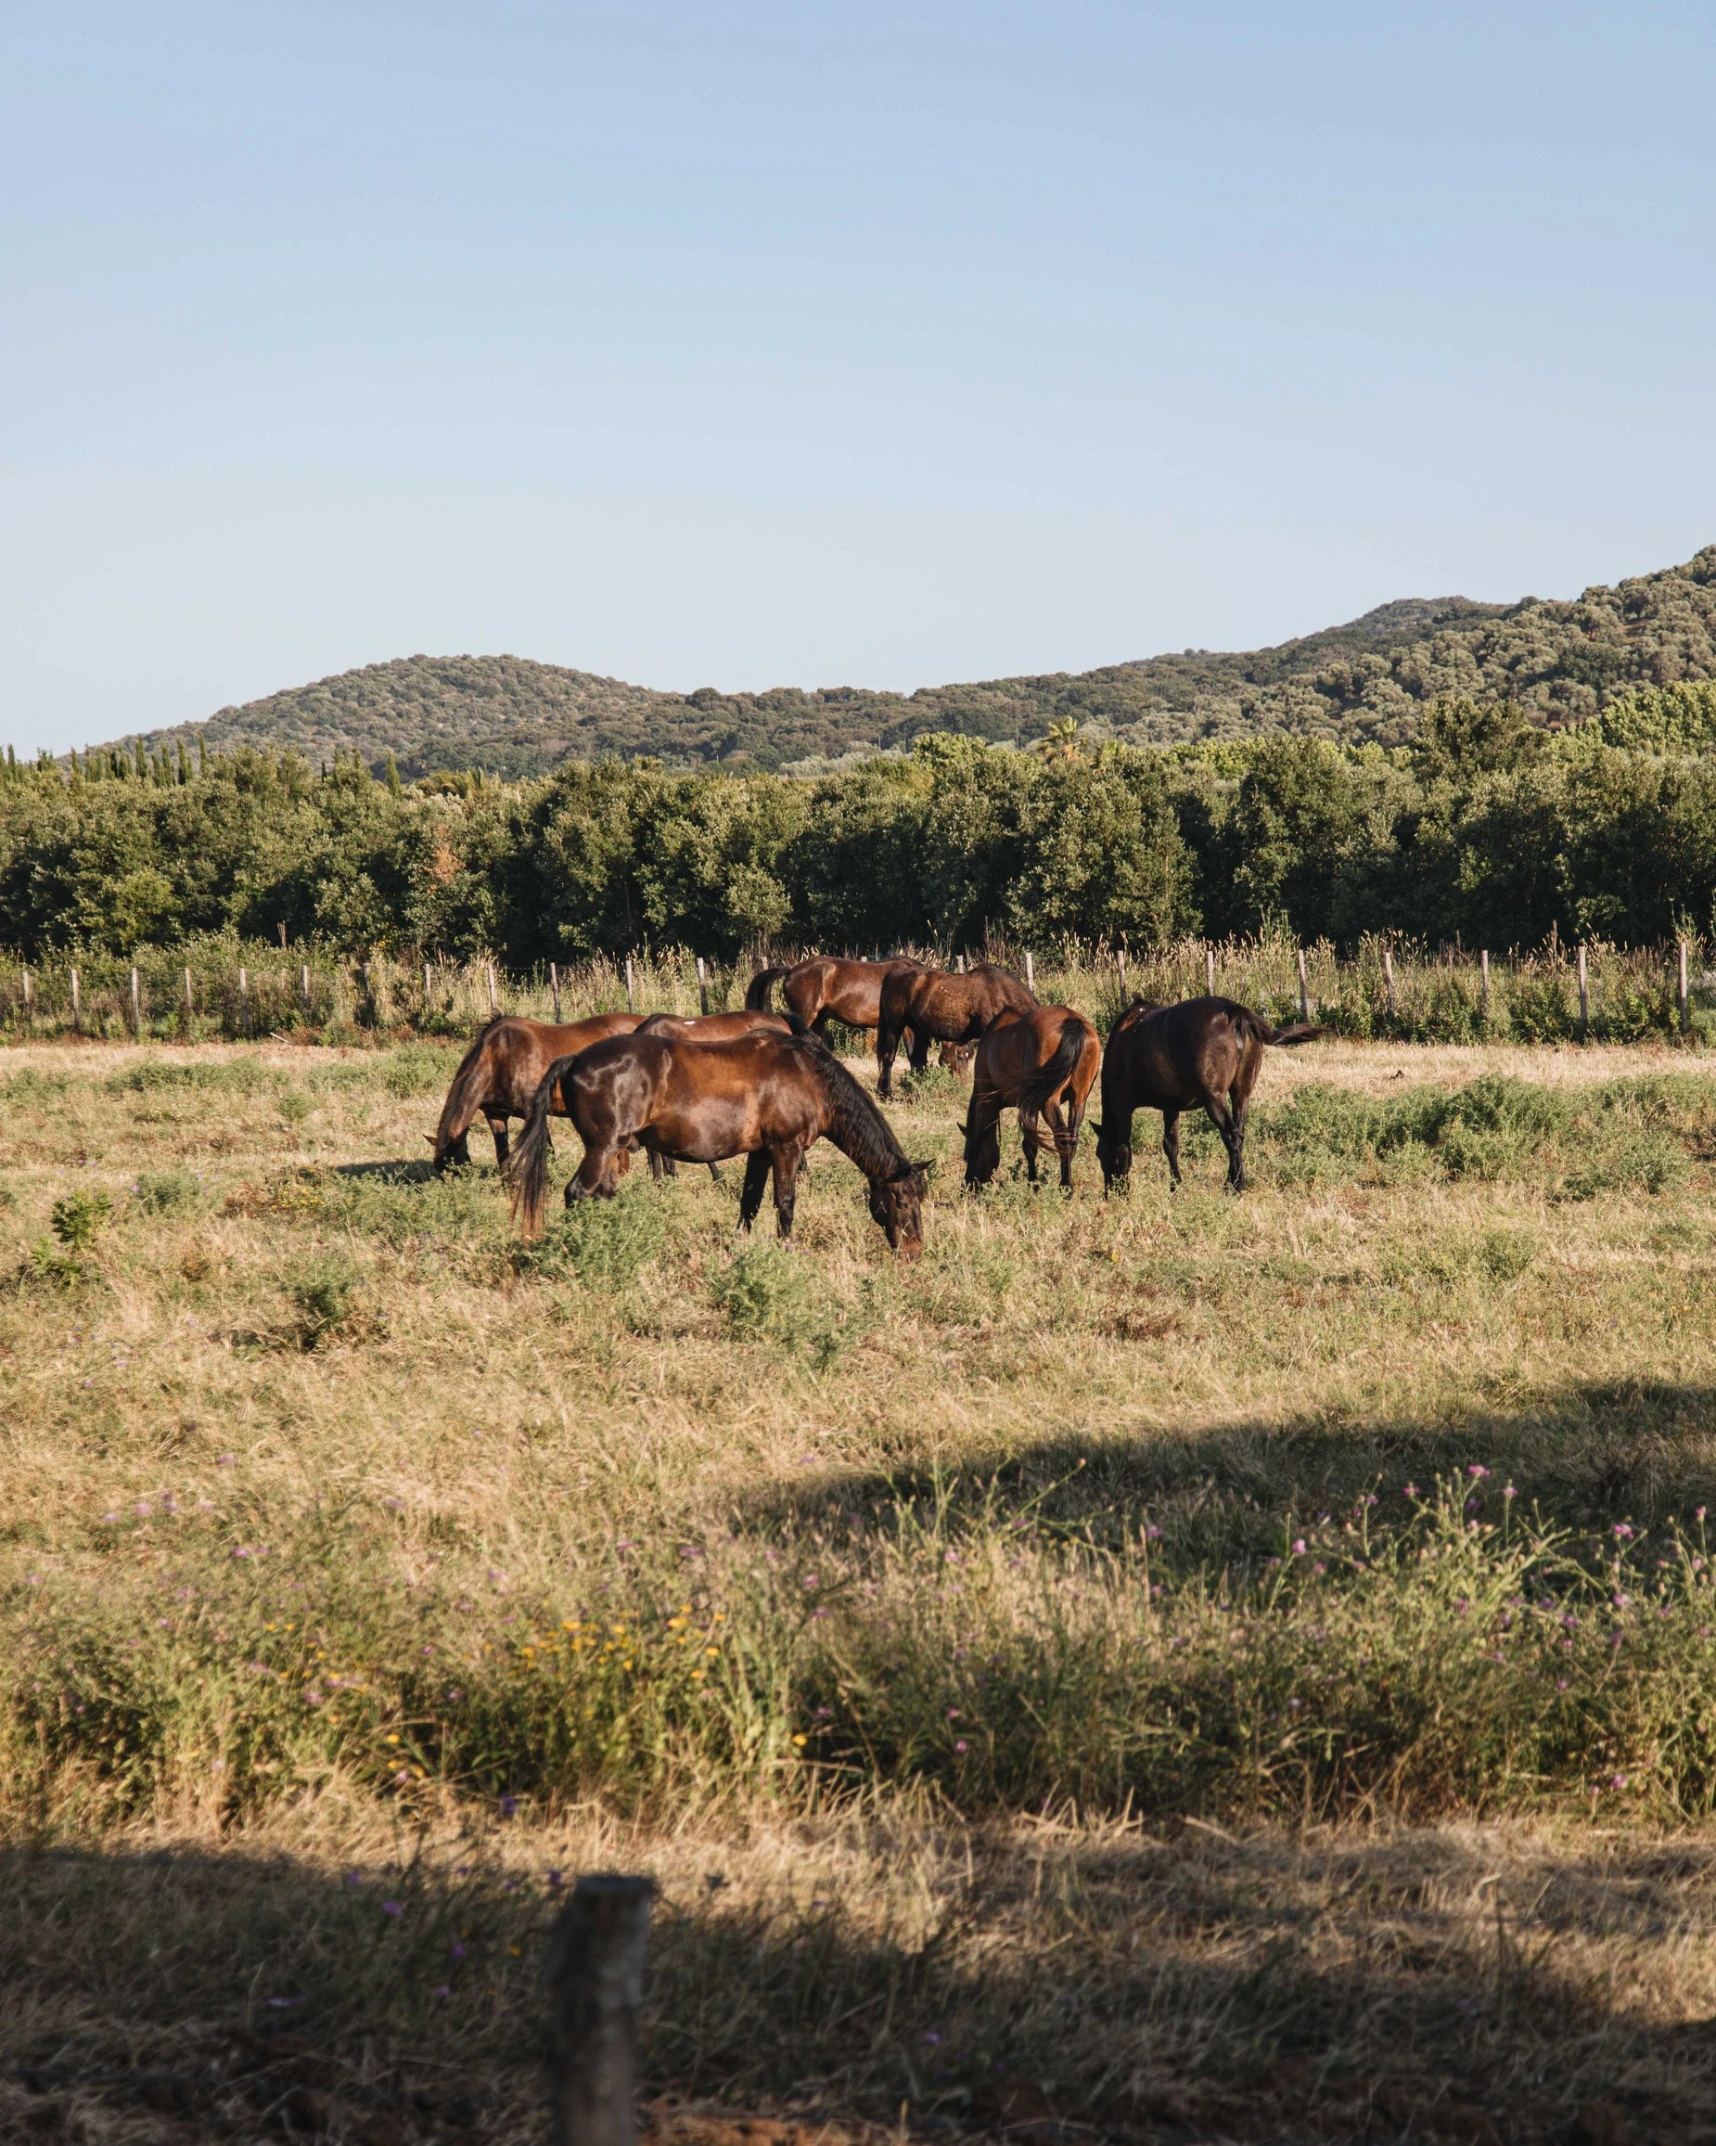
[912,1158,936,1177]
[1090,1120,1102,1137]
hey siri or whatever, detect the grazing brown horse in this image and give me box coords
[432,1013,643,1171]
[747,955,975,1078]
[1094,996,1323,1195]
[633,1010,792,1178]
[963,1006,1102,1192]
[877,963,1036,1098]
[507,1028,931,1255]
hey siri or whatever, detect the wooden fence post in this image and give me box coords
[21,964,31,1032]
[1206,945,1215,998]
[624,956,635,1014]
[423,962,433,1020]
[1296,946,1309,1023]
[1480,949,1490,1024]
[1578,944,1589,1036]
[546,1874,655,2146]
[1023,950,1035,993]
[300,964,311,1021]
[550,961,563,1022]
[1679,940,1690,1034]
[130,965,142,1037]
[70,967,80,1034]
[955,953,966,974]
[1382,945,1395,1020]
[696,956,710,1014]
[239,966,250,1037]
[184,967,195,1027]
[1116,947,1127,1001]
[486,961,498,1017]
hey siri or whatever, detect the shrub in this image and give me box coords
[131,1169,205,1215]
[286,1252,366,1348]
[514,1182,669,1291]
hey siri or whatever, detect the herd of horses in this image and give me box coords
[430,954,1323,1259]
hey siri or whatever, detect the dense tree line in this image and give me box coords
[3,690,1715,963]
[103,547,1716,776]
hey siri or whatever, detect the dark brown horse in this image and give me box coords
[632,1010,792,1178]
[746,954,921,1036]
[506,1026,931,1254]
[1094,996,1323,1195]
[963,1006,1102,1192]
[432,1012,643,1171]
[748,955,976,1080]
[876,963,1036,1098]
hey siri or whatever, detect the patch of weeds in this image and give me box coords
[380,1045,455,1099]
[513,1183,670,1291]
[709,1243,862,1369]
[108,1057,267,1096]
[131,1169,205,1216]
[276,1084,315,1125]
[1562,1133,1686,1201]
[28,1190,112,1289]
[1380,1225,1539,1290]
[900,1063,968,1108]
[224,1172,326,1219]
[0,1069,68,1104]
[0,1180,14,1211]
[285,1252,368,1349]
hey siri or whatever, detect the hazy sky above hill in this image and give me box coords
[3,3,1715,754]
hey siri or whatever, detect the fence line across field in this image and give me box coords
[0,935,1708,1045]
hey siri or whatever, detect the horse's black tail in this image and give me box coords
[507,1052,579,1237]
[1018,1014,1085,1119]
[433,1018,506,1169]
[746,966,789,1011]
[1237,1009,1325,1047]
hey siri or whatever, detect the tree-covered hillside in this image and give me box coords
[103,544,1716,776]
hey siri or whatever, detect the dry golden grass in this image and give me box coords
[3,1032,1716,2141]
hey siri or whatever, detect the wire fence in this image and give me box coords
[0,932,1709,1047]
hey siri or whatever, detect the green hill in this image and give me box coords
[112,543,1716,776]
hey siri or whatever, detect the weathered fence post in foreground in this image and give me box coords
[1205,945,1215,997]
[1578,944,1589,1036]
[1679,940,1690,1034]
[70,968,80,1034]
[1296,947,1309,1023]
[550,961,562,1022]
[1382,945,1395,1021]
[130,965,142,1037]
[546,1873,655,2146]
[1023,950,1034,993]
[1480,949,1490,1024]
[486,961,499,1017]
[299,964,311,1021]
[239,966,251,1037]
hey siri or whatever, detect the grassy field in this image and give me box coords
[4,1029,1716,2144]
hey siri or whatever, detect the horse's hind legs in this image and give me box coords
[737,1152,771,1231]
[486,1114,510,1170]
[1162,1110,1182,1188]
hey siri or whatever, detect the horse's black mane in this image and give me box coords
[792,1033,909,1181]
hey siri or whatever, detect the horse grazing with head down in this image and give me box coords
[506,1026,931,1256]
[876,963,1036,1098]
[963,1006,1101,1192]
[432,1012,643,1172]
[1094,995,1323,1195]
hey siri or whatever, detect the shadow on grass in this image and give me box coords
[5,1822,1716,2143]
[738,1379,1716,1554]
[331,1160,444,1186]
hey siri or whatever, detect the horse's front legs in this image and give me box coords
[1021,1108,1041,1183]
[486,1114,510,1169]
[907,1026,932,1077]
[1161,1109,1182,1188]
[964,1086,1004,1190]
[771,1140,807,1238]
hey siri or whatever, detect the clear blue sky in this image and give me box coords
[4,2,1714,754]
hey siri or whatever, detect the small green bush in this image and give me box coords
[709,1244,857,1369]
[381,1045,455,1099]
[286,1252,365,1348]
[52,1191,112,1250]
[131,1169,205,1215]
[514,1183,669,1291]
